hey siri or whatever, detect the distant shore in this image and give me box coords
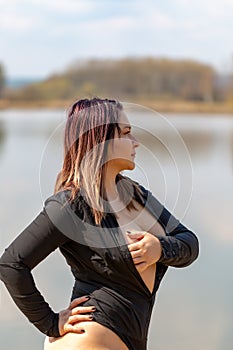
[0,98,232,114]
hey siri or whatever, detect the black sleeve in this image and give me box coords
[142,186,199,267]
[0,207,69,337]
[156,219,199,268]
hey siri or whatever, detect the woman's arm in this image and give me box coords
[156,220,199,268]
[0,207,69,337]
[153,194,199,268]
[139,185,199,268]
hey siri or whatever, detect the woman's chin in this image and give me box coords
[116,159,136,172]
[124,161,136,171]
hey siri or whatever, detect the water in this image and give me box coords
[0,109,232,350]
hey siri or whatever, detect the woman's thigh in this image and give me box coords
[43,321,129,350]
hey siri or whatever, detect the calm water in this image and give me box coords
[0,109,232,350]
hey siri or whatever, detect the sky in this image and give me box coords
[0,0,232,78]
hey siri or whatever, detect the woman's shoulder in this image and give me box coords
[43,189,87,242]
[44,189,71,206]
[42,190,71,228]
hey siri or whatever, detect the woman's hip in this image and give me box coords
[43,321,129,350]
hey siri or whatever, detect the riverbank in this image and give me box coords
[0,98,232,114]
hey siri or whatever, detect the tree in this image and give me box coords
[0,63,6,98]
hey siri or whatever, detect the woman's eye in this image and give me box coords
[121,128,131,136]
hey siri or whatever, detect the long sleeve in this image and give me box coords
[0,207,69,337]
[156,220,199,267]
[140,185,199,268]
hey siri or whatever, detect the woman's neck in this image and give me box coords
[104,166,120,202]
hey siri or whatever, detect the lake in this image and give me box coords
[0,107,232,350]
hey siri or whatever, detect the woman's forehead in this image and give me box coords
[118,112,130,128]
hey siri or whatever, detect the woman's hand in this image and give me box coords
[127,231,162,272]
[58,295,96,336]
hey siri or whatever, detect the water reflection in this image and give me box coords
[0,119,6,158]
[136,129,219,165]
[180,131,213,162]
[231,131,233,168]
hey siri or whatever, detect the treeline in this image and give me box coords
[0,63,5,98]
[3,58,233,102]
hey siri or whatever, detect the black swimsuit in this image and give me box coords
[0,183,199,350]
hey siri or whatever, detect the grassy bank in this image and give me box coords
[136,99,233,114]
[0,98,233,114]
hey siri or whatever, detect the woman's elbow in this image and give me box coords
[0,251,11,283]
[191,234,199,262]
[176,232,199,268]
[185,233,199,266]
[0,250,22,284]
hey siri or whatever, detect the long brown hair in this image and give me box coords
[54,98,143,225]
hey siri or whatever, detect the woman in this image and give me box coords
[0,98,199,350]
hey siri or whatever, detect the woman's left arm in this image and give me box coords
[146,187,199,268]
[156,219,199,268]
[128,221,199,270]
[128,186,199,269]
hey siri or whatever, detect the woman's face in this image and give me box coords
[106,112,139,172]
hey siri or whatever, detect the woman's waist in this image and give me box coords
[71,279,152,339]
[71,278,150,306]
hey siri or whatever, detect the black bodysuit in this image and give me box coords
[0,183,199,350]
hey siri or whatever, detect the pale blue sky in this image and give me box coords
[0,0,232,78]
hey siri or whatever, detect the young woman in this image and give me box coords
[0,98,199,350]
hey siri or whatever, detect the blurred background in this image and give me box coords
[0,1,232,349]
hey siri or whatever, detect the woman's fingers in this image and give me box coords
[68,295,90,310]
[132,256,144,264]
[130,249,142,259]
[127,240,143,252]
[64,323,85,334]
[128,242,145,264]
[68,314,94,324]
[131,253,145,265]
[58,295,96,336]
[126,231,144,240]
[70,306,96,316]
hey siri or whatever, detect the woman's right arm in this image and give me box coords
[0,207,69,337]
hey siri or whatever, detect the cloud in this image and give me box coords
[0,13,37,31]
[145,11,175,30]
[0,0,94,33]
[0,0,93,12]
[81,15,135,32]
[33,0,93,14]
[172,0,233,17]
[53,10,176,38]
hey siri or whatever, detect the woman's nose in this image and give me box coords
[132,134,140,147]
